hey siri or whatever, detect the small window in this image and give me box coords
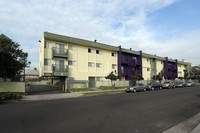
[88,62,95,67]
[147,59,149,62]
[112,64,117,69]
[96,63,103,68]
[44,41,51,48]
[88,48,94,53]
[147,68,150,71]
[96,77,103,81]
[68,60,76,66]
[112,53,116,56]
[68,45,76,50]
[44,59,51,66]
[96,50,102,54]
[161,61,163,64]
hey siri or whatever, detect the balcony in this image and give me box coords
[52,65,68,77]
[122,69,129,75]
[121,58,128,64]
[52,47,68,58]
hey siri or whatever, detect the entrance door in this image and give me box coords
[55,60,64,72]
[88,77,95,88]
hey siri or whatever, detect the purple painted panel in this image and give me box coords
[117,46,143,80]
[164,57,178,80]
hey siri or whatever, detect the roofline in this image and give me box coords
[44,32,118,51]
[43,32,191,65]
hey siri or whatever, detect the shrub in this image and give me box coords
[0,92,23,101]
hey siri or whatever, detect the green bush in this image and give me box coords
[0,92,23,101]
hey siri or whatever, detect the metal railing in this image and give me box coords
[52,47,68,58]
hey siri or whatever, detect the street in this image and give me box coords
[1,86,200,133]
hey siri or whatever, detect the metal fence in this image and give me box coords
[96,80,129,87]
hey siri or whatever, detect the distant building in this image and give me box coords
[21,70,39,81]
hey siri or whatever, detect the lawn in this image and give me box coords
[71,88,94,92]
[83,89,125,95]
[99,86,128,90]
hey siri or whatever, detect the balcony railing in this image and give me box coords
[52,65,68,76]
[52,47,68,58]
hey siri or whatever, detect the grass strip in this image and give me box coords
[99,86,128,90]
[83,89,125,95]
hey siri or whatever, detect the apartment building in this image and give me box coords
[39,32,191,88]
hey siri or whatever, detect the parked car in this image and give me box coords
[185,81,196,87]
[175,82,186,88]
[147,82,162,90]
[126,83,147,92]
[162,81,175,89]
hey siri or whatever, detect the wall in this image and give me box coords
[39,36,45,77]
[0,82,25,93]
[142,57,151,80]
[68,43,118,80]
[156,60,164,75]
[178,64,185,78]
[41,38,118,81]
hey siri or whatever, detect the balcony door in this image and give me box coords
[56,44,64,54]
[55,60,64,72]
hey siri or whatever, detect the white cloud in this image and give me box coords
[1,0,199,68]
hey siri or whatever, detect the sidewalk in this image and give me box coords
[22,92,84,101]
[22,88,125,101]
[163,112,200,133]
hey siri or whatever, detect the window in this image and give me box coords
[68,60,76,66]
[96,63,103,68]
[96,77,103,81]
[44,59,51,66]
[88,62,95,67]
[178,71,182,74]
[68,45,76,50]
[88,48,94,53]
[96,50,102,54]
[44,41,51,48]
[112,64,117,69]
[147,68,150,71]
[147,59,149,62]
[112,53,116,56]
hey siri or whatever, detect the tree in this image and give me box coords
[0,34,30,81]
[157,69,164,83]
[34,67,37,70]
[131,74,144,85]
[152,69,164,83]
[105,71,120,91]
[184,69,189,81]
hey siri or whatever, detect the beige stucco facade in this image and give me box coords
[177,63,185,78]
[39,32,191,86]
[142,57,151,80]
[39,36,118,82]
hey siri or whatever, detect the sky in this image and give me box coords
[0,0,200,69]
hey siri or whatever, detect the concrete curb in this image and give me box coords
[163,112,200,133]
[190,123,200,133]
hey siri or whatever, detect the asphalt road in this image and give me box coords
[1,86,200,133]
